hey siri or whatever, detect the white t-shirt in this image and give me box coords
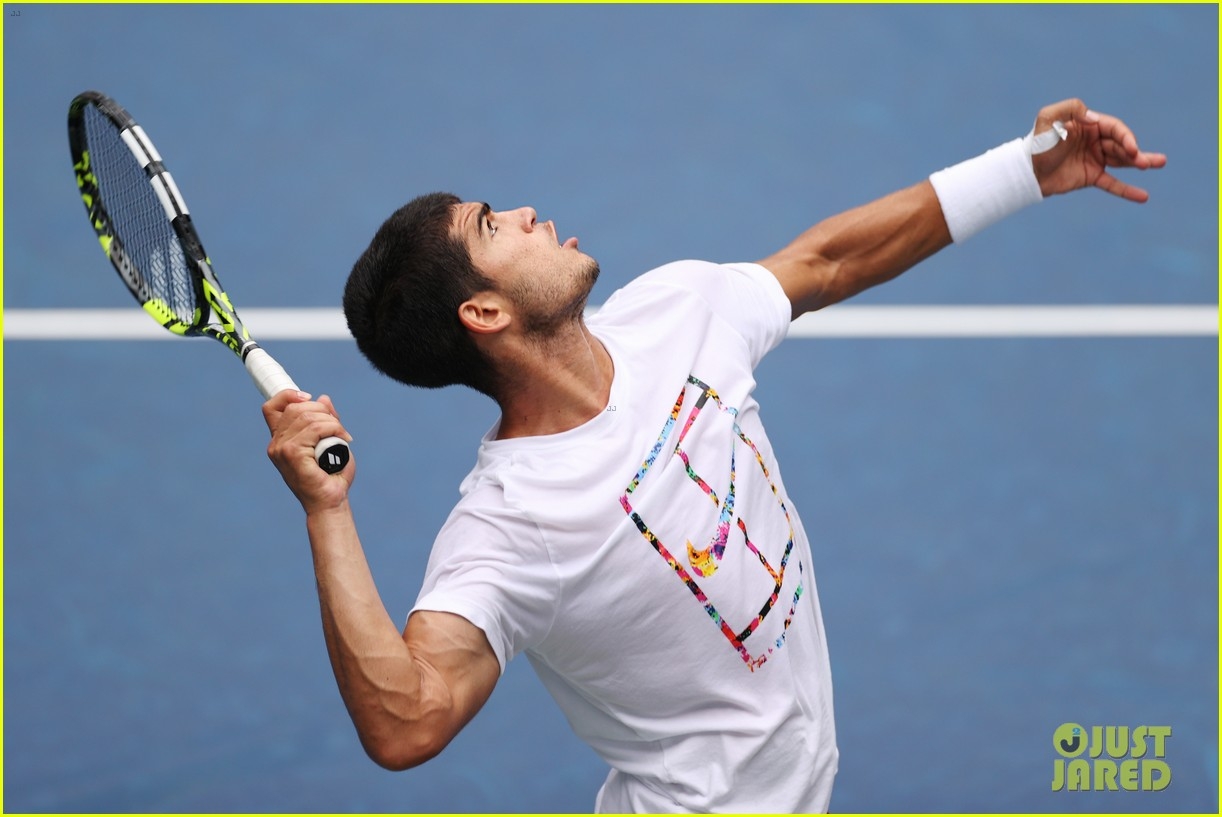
[413,260,838,812]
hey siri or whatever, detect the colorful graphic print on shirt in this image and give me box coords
[620,375,804,672]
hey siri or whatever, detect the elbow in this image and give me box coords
[345,671,460,771]
[364,740,423,772]
[366,746,428,773]
[361,729,447,771]
[802,259,851,314]
[794,261,852,316]
[762,242,849,317]
[793,236,856,312]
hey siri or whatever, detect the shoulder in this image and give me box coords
[593,260,791,363]
[441,476,543,547]
[605,259,782,302]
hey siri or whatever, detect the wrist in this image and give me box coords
[928,136,1043,243]
[304,496,354,527]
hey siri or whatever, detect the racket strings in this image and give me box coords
[83,104,198,326]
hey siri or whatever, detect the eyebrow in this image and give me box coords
[455,202,483,244]
[475,202,491,239]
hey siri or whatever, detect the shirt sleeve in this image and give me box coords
[608,260,792,368]
[411,484,559,673]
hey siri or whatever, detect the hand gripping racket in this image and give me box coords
[68,91,350,473]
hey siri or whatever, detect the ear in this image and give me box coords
[458,291,512,335]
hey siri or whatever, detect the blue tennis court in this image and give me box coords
[4,5,1217,812]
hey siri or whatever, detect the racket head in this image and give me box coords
[68,91,249,354]
[67,91,352,474]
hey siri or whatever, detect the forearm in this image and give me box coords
[305,504,445,769]
[264,391,495,767]
[765,181,952,316]
[764,120,1081,317]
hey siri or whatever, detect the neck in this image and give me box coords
[491,321,614,440]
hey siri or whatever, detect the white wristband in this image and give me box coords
[928,136,1045,243]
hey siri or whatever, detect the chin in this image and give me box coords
[581,257,601,287]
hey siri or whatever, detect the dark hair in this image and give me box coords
[343,192,499,396]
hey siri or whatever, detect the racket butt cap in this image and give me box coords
[316,437,351,474]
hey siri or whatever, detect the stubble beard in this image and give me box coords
[515,256,601,339]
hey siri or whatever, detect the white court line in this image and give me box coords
[1,305,1217,340]
[788,305,1218,337]
[2,308,351,340]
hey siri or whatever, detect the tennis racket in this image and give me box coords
[68,90,350,473]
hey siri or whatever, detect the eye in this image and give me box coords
[485,216,497,238]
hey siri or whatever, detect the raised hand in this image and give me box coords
[1031,98,1167,203]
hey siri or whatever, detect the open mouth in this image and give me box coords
[548,219,579,250]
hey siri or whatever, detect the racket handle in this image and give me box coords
[246,346,300,399]
[245,347,351,474]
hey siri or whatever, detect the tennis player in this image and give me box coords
[263,98,1164,812]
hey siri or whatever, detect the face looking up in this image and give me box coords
[452,201,600,335]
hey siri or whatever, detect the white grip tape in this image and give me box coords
[245,347,299,400]
[1026,120,1068,155]
[245,347,351,472]
[928,136,1044,244]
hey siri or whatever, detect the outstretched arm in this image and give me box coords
[263,390,499,770]
[759,180,951,318]
[760,98,1166,318]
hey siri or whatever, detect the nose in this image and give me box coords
[511,207,536,231]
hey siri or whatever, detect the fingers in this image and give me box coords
[278,397,350,444]
[267,393,352,471]
[266,394,355,509]
[1039,98,1165,164]
[1090,113,1167,179]
[316,394,347,430]
[1077,107,1168,170]
[1083,109,1142,160]
[263,387,310,412]
[262,388,314,432]
[263,390,351,437]
[1140,150,1168,169]
[1098,138,1129,166]
[1101,143,1166,171]
[1095,171,1150,204]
